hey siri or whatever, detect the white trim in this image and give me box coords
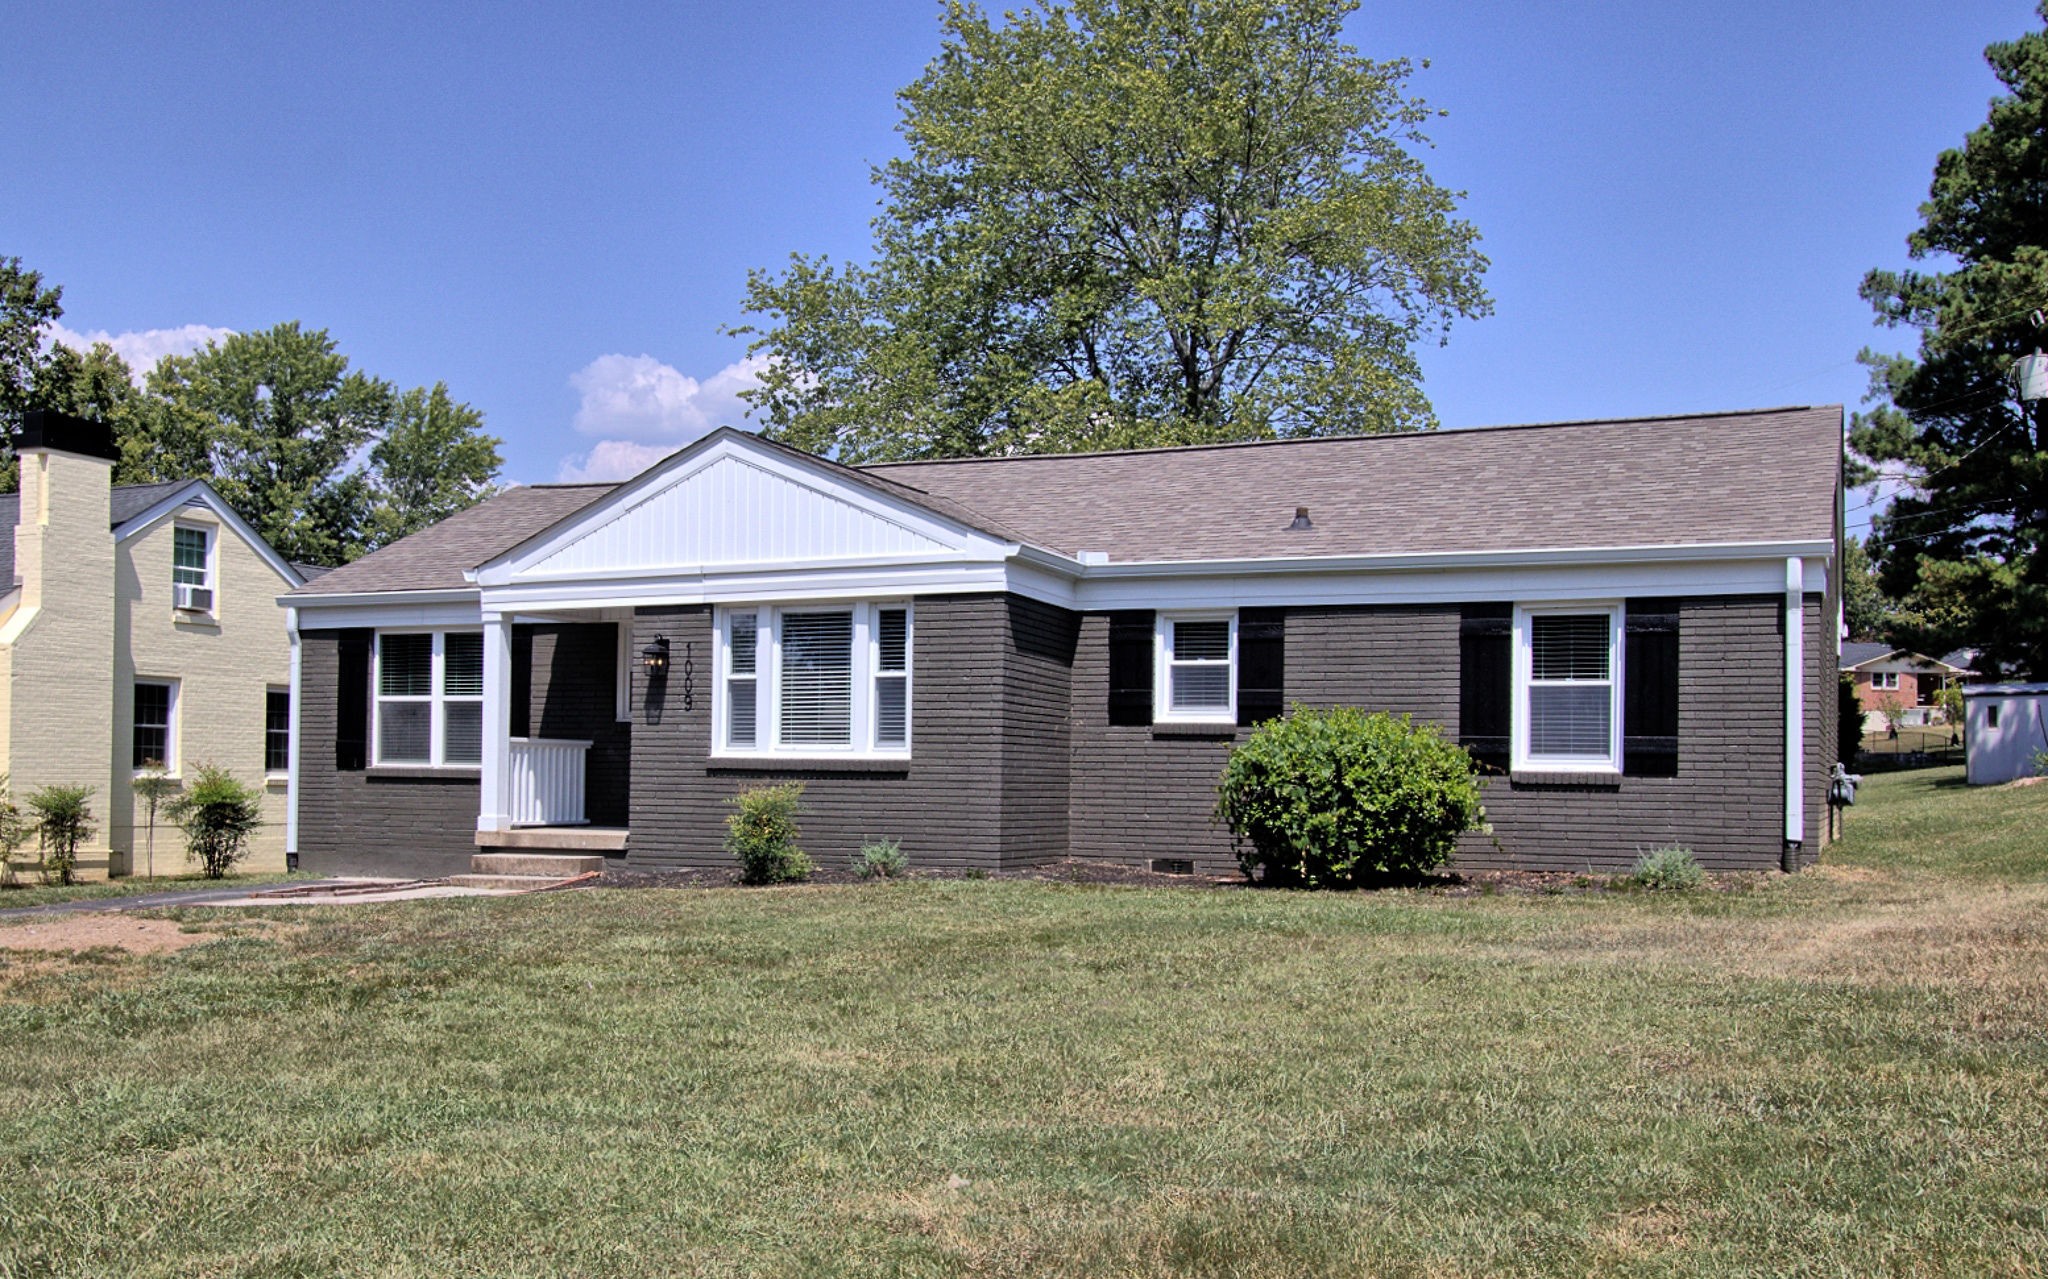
[1078,539,1836,579]
[371,628,485,770]
[293,598,484,632]
[115,479,305,588]
[1511,603,1623,775]
[1153,611,1237,725]
[1784,556,1805,847]
[710,601,914,761]
[615,622,633,723]
[286,614,302,856]
[479,616,514,832]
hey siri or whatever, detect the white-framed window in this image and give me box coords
[172,523,215,614]
[1871,671,1901,690]
[133,679,179,772]
[1513,604,1623,772]
[374,630,484,767]
[714,603,912,757]
[1154,612,1236,723]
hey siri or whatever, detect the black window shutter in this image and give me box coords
[1107,610,1155,726]
[335,628,372,771]
[1237,608,1286,727]
[1459,604,1512,770]
[1624,599,1680,777]
[511,627,533,739]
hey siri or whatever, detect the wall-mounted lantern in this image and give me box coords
[642,635,671,674]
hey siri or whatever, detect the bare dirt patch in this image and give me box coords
[0,915,217,955]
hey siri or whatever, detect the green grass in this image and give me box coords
[2,773,2044,1276]
[0,870,301,907]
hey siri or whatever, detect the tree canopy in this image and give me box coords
[1851,4,2048,677]
[0,259,502,566]
[735,0,1490,461]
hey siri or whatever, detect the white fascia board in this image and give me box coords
[1070,552,1834,613]
[481,560,1020,614]
[115,480,306,587]
[474,433,1008,587]
[291,592,484,631]
[1079,539,1835,581]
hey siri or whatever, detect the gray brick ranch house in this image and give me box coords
[280,405,1844,879]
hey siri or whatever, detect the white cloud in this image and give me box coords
[556,352,767,482]
[556,439,682,484]
[45,322,233,383]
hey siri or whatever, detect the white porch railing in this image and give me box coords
[508,737,590,827]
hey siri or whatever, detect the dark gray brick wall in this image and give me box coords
[625,595,1047,873]
[296,629,479,879]
[1069,598,1801,875]
[998,595,1078,866]
[523,622,631,828]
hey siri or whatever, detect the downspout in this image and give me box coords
[286,608,302,868]
[1783,557,1805,869]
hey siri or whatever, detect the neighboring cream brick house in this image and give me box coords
[1,411,307,878]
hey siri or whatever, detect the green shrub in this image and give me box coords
[164,765,264,879]
[27,784,96,886]
[854,838,908,880]
[1627,844,1706,892]
[0,774,27,887]
[726,783,812,885]
[1214,705,1485,888]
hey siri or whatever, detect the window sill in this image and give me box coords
[708,754,912,775]
[264,773,288,789]
[172,612,220,628]
[1509,769,1622,789]
[366,765,482,782]
[132,771,183,785]
[1150,723,1239,740]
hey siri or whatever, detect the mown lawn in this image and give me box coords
[0,870,300,909]
[2,769,2044,1277]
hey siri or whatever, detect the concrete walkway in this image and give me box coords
[0,882,350,921]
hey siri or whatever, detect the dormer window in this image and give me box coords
[173,525,214,614]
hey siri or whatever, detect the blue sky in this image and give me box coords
[4,0,2038,534]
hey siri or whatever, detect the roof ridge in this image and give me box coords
[858,405,1839,469]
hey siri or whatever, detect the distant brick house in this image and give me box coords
[1840,642,1975,725]
[2,412,307,878]
[281,405,1845,879]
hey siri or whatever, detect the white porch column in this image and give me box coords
[479,612,515,833]
[1784,557,1806,852]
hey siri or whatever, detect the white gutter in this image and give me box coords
[285,609,301,862]
[274,587,480,609]
[1784,556,1805,855]
[1074,539,1837,579]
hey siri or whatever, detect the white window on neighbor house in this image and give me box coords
[374,631,484,767]
[715,603,912,757]
[132,679,178,772]
[1871,671,1901,690]
[1154,612,1236,724]
[1513,605,1622,772]
[172,524,214,614]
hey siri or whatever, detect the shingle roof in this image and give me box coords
[284,405,1844,598]
[860,406,1844,562]
[0,479,208,588]
[1841,642,1895,668]
[284,483,616,596]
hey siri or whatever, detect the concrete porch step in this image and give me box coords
[447,873,587,891]
[474,826,629,853]
[470,852,606,878]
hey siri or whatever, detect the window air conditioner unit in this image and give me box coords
[174,583,214,613]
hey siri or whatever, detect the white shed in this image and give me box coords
[1962,683,2048,784]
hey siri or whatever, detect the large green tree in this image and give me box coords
[0,256,68,491]
[735,0,1490,461]
[1852,5,2048,677]
[135,324,501,565]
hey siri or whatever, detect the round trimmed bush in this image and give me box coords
[1215,706,1485,887]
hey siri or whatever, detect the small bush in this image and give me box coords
[165,765,264,879]
[854,838,908,880]
[1628,844,1706,892]
[27,784,96,886]
[726,783,812,885]
[0,774,27,887]
[1215,705,1485,888]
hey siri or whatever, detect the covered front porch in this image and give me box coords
[475,612,636,847]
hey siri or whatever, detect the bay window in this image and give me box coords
[374,630,484,767]
[1513,605,1622,772]
[716,603,912,756]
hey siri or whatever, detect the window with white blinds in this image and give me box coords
[375,630,485,767]
[716,603,913,756]
[1155,613,1237,722]
[1515,607,1621,770]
